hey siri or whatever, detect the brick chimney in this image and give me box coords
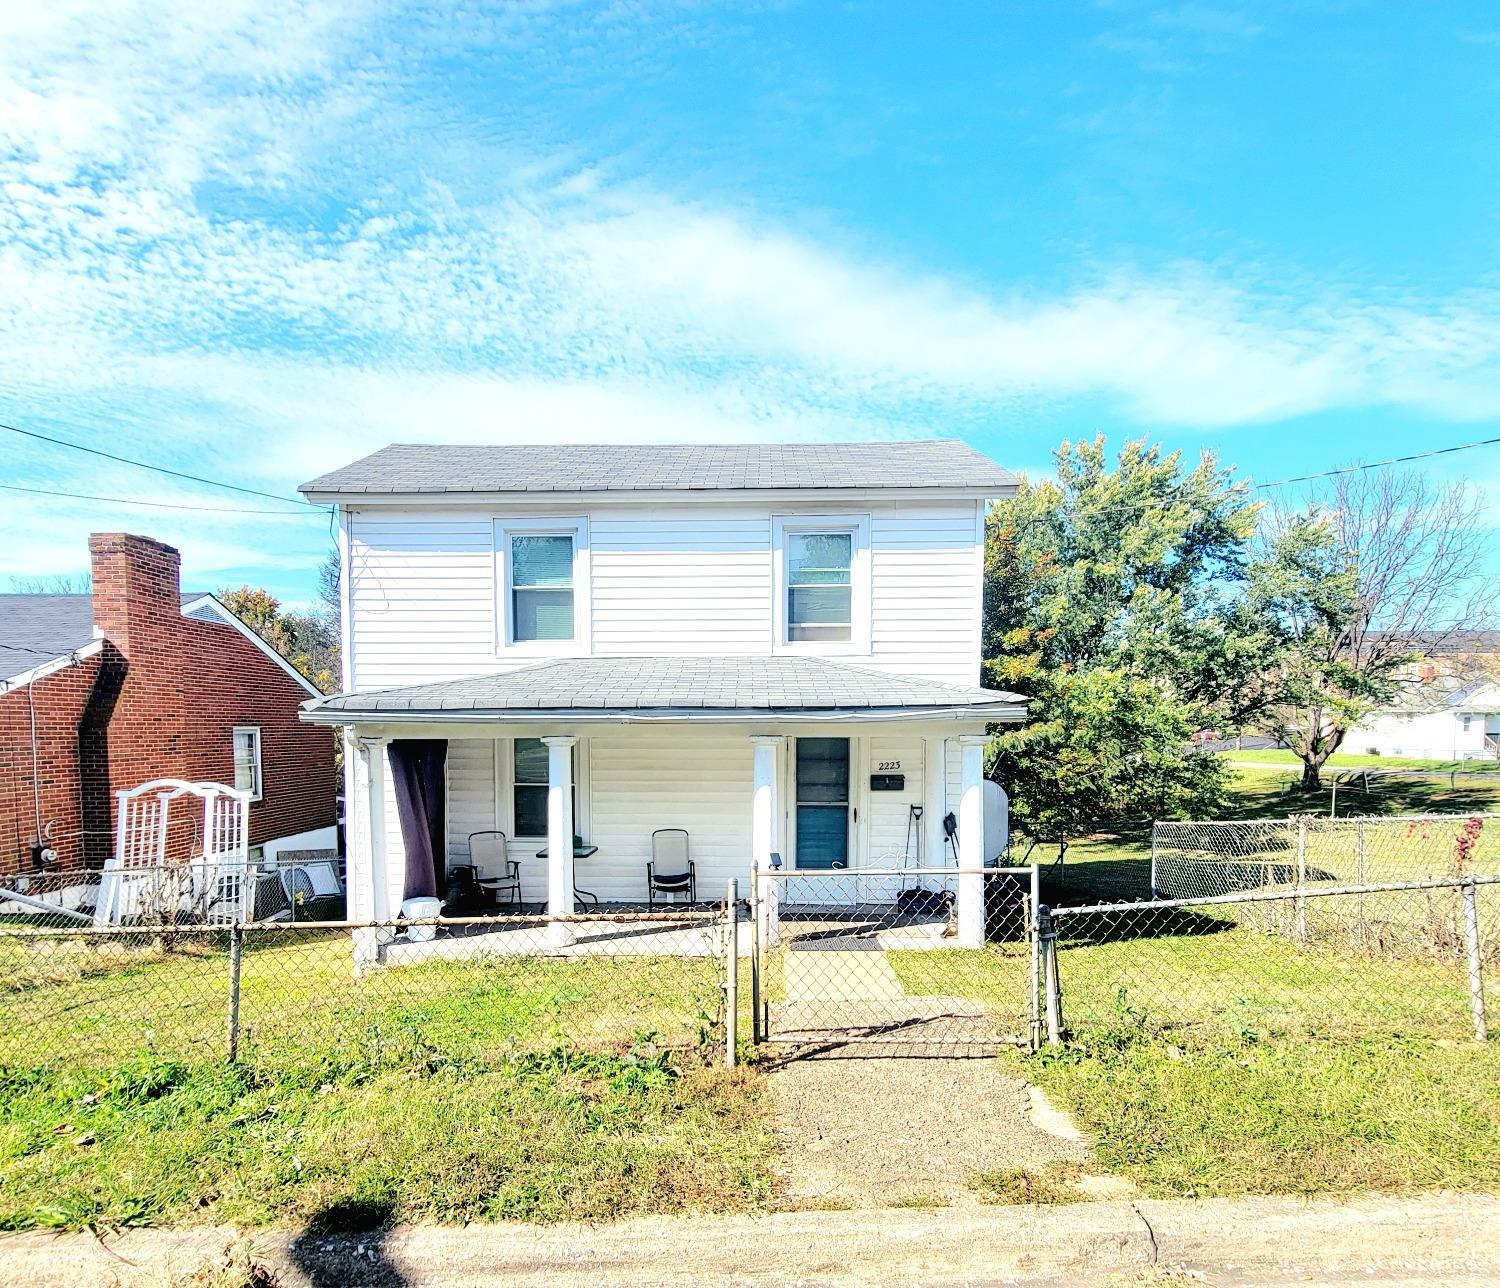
[89,533,183,659]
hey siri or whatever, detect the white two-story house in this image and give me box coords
[299,441,1025,952]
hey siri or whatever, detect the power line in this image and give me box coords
[1,421,319,511]
[1253,435,1500,489]
[996,434,1500,522]
[0,481,323,517]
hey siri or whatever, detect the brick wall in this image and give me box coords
[0,534,336,875]
[0,654,107,872]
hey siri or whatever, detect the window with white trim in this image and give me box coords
[232,727,262,801]
[787,532,853,642]
[773,515,870,653]
[495,518,590,652]
[511,738,578,838]
[512,737,550,836]
[511,534,575,641]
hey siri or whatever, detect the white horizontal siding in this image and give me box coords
[865,735,926,866]
[590,513,771,657]
[347,499,982,691]
[582,730,754,902]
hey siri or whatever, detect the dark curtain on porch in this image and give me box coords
[388,739,448,901]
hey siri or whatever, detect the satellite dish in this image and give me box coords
[982,780,1009,863]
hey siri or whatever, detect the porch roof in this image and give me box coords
[301,656,1027,725]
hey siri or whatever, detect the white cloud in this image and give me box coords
[4,0,1500,587]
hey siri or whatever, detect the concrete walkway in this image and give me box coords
[5,1193,1497,1286]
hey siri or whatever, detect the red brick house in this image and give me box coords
[0,533,337,876]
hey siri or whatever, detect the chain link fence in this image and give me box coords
[0,908,735,1077]
[1045,875,1499,1045]
[750,867,1040,1052]
[1152,813,1500,900]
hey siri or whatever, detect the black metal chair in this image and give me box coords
[467,831,521,908]
[647,828,695,908]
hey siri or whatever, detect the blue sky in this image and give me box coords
[3,1,1499,605]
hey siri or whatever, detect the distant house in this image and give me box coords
[1346,632,1500,760]
[0,533,338,875]
[298,440,1026,959]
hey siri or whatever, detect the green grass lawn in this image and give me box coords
[1036,766,1500,907]
[0,932,775,1232]
[1219,749,1500,773]
[999,767,1500,1201]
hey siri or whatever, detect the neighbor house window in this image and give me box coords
[511,534,575,641]
[773,515,869,652]
[233,727,262,801]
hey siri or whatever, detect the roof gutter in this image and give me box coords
[299,702,1026,727]
[299,484,1018,507]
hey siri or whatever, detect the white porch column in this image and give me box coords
[956,733,988,948]
[543,736,578,944]
[354,733,392,966]
[922,735,948,870]
[750,735,783,945]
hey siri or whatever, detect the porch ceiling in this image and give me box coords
[301,655,1027,725]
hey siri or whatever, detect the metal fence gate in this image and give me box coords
[748,866,1040,1053]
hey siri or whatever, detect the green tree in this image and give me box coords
[217,577,341,695]
[985,437,1257,848]
[1249,470,1493,790]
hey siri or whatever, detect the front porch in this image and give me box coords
[300,655,1026,963]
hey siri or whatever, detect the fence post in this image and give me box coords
[1355,820,1367,942]
[1463,880,1487,1043]
[226,924,244,1063]
[748,870,762,1046]
[1028,863,1042,1052]
[1295,818,1308,941]
[1149,824,1158,899]
[725,879,739,1068]
[1038,903,1063,1045]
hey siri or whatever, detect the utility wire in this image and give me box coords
[1252,435,1500,489]
[996,434,1500,522]
[1,421,319,511]
[0,481,322,517]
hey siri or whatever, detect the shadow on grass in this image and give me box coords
[1052,904,1235,947]
[289,1197,405,1288]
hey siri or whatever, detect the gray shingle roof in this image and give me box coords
[302,656,1026,720]
[0,595,96,663]
[0,592,215,667]
[300,440,1017,497]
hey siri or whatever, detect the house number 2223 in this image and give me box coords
[876,761,902,771]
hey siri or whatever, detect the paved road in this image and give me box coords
[4,1192,1497,1286]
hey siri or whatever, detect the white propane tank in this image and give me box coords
[982,780,1009,863]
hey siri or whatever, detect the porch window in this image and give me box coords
[512,738,576,837]
[232,727,262,801]
[510,534,574,641]
[787,533,852,642]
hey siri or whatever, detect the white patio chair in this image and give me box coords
[647,829,696,908]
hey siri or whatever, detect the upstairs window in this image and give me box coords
[773,515,870,653]
[787,532,852,642]
[233,727,262,801]
[511,534,574,641]
[496,518,589,652]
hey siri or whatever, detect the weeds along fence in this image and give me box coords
[0,906,737,1075]
[1045,874,1500,1045]
[1152,812,1500,900]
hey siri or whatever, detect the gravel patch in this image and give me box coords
[769,1054,1095,1209]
